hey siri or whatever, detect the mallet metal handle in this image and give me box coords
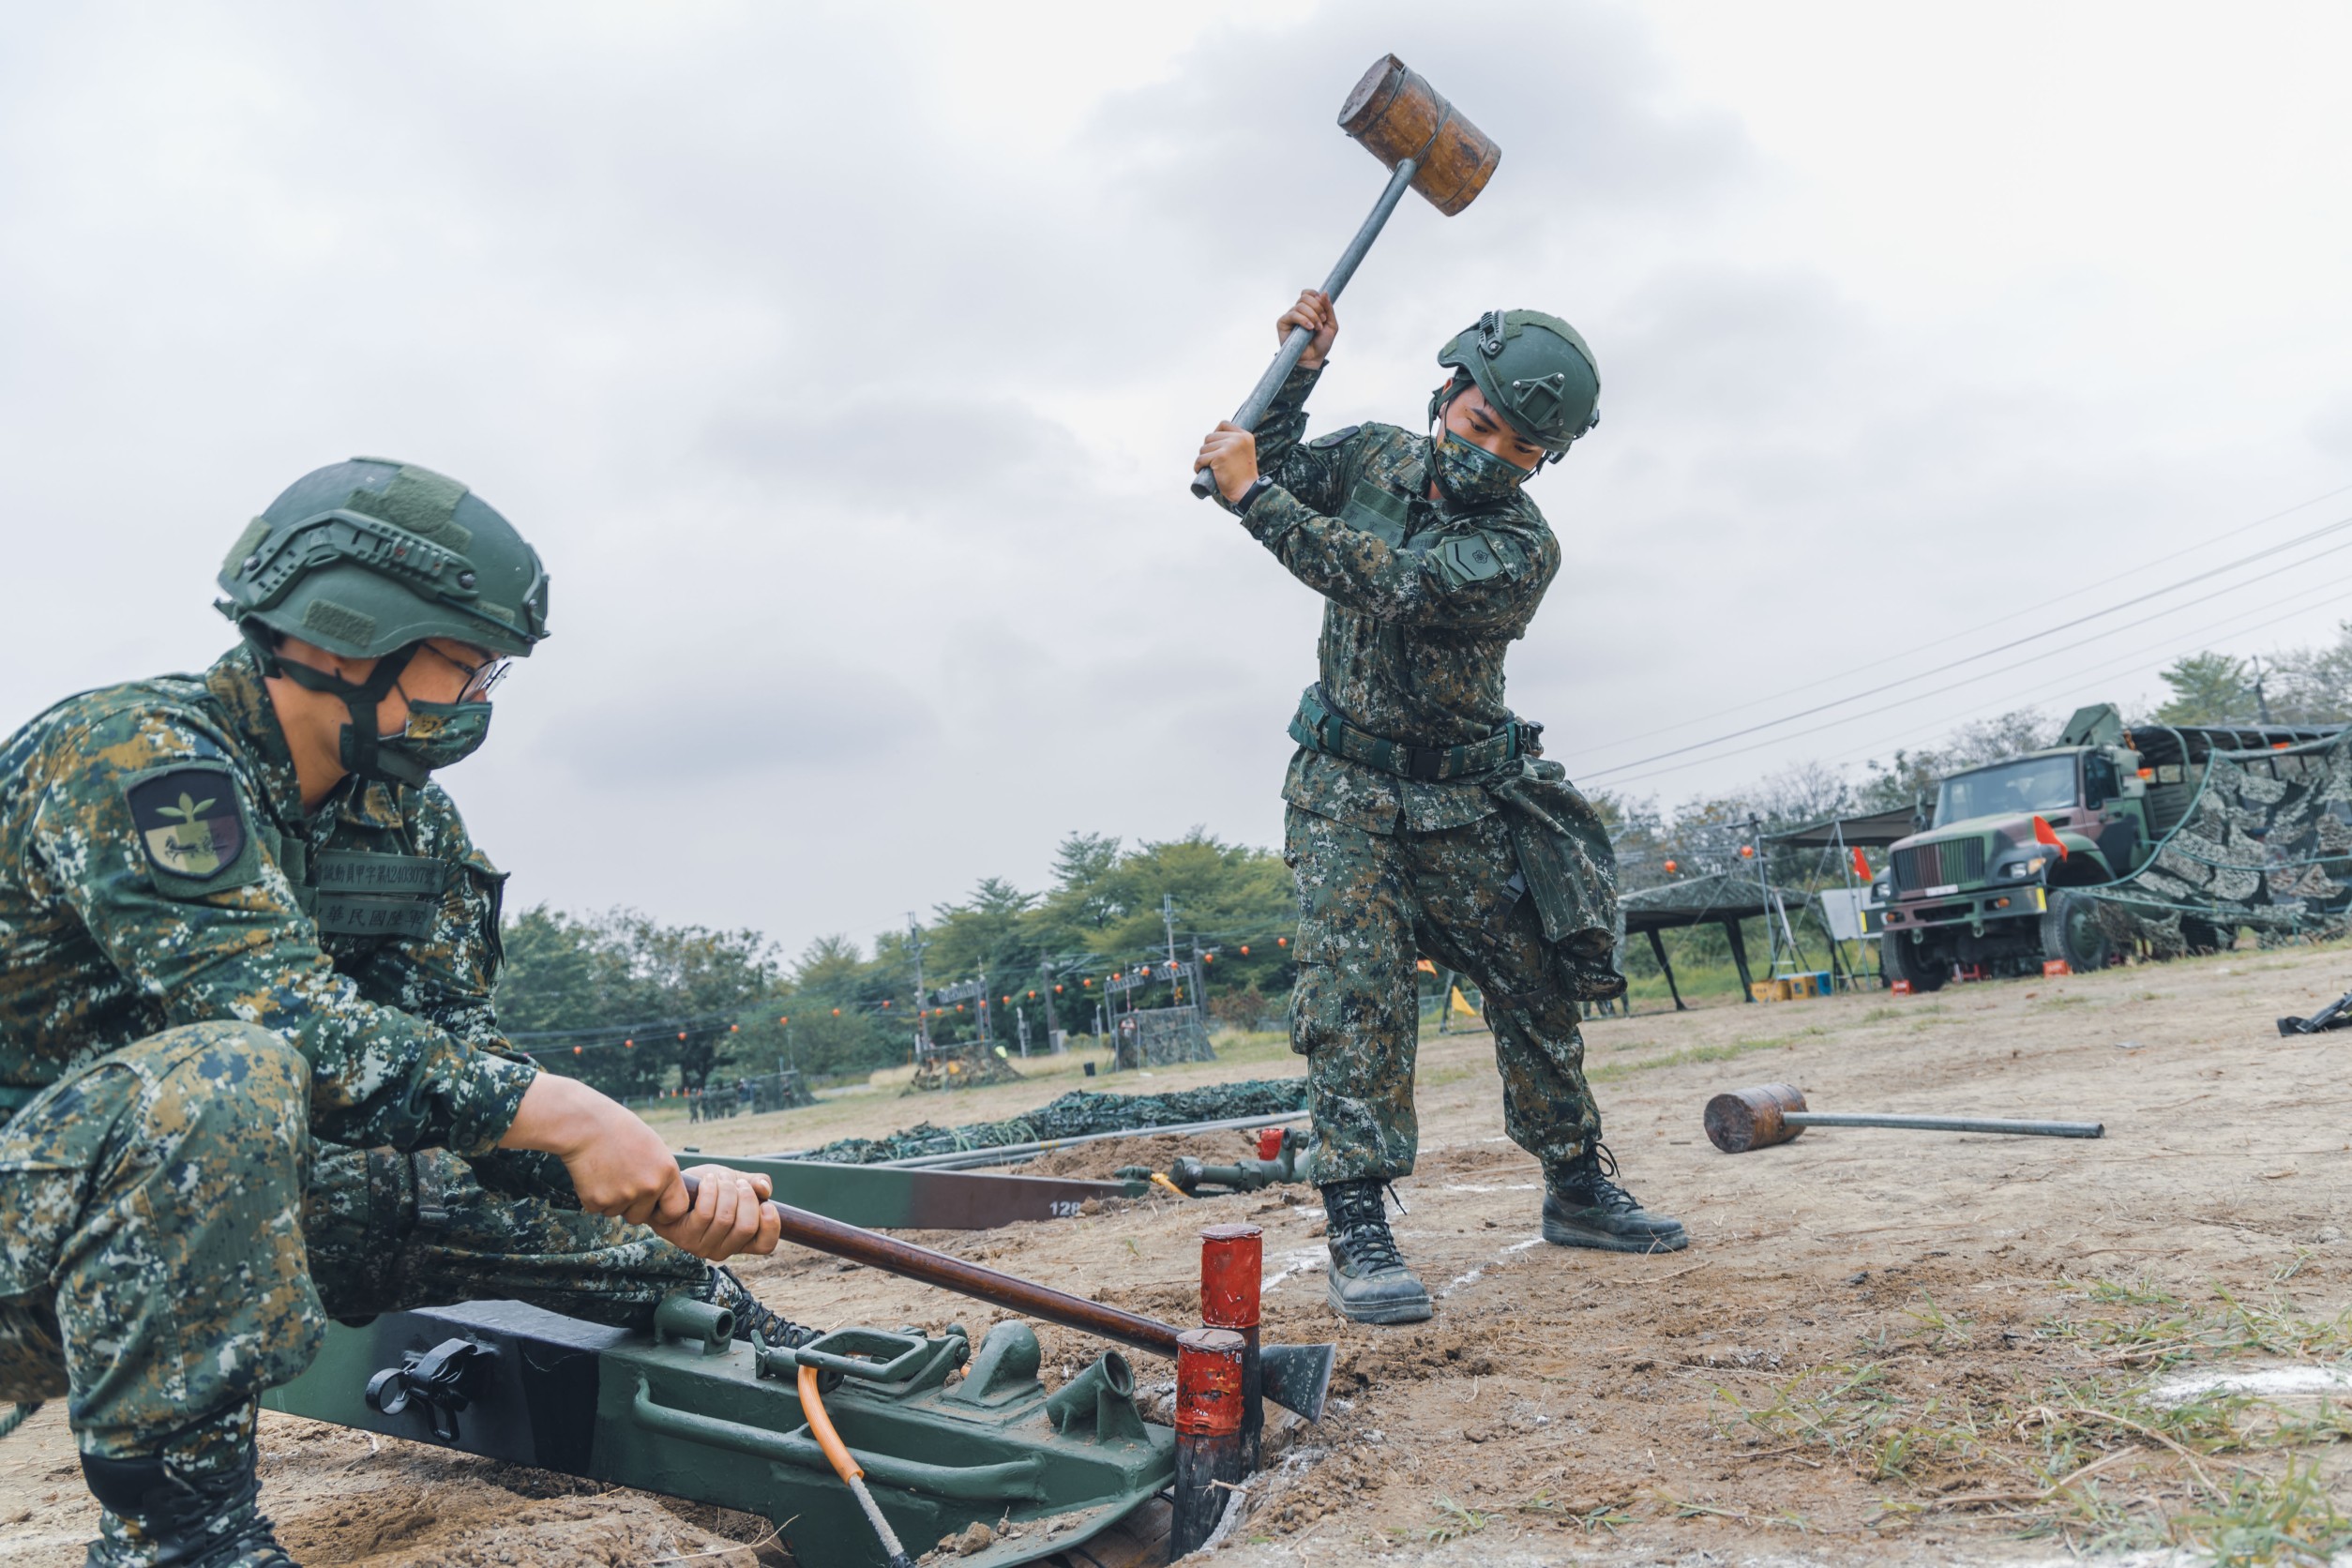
[1785,1112,2104,1138]
[1190,158,1419,500]
[682,1176,1179,1355]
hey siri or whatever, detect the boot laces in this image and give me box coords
[1326,1184,1405,1273]
[1565,1143,1642,1215]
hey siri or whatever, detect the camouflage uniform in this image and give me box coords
[0,644,703,1464]
[1236,361,1615,1187]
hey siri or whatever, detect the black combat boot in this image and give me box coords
[1320,1179,1432,1325]
[1541,1143,1688,1253]
[81,1441,296,1568]
[699,1264,822,1348]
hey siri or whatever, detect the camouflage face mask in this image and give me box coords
[369,698,493,783]
[1432,429,1531,508]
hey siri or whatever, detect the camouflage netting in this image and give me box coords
[2087,728,2352,955]
[792,1078,1307,1165]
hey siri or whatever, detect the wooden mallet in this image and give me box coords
[1190,53,1502,499]
[1703,1083,2104,1153]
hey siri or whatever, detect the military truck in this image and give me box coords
[1868,704,2344,989]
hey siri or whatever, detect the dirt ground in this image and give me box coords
[7,943,2352,1566]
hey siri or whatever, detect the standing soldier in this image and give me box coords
[0,460,811,1568]
[1196,294,1687,1327]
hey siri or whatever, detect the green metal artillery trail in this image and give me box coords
[265,1175,1334,1566]
[269,1302,1171,1568]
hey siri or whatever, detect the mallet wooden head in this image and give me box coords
[1337,54,1501,217]
[1704,1083,1809,1153]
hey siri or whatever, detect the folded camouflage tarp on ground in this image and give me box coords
[792,1078,1308,1165]
[2088,726,2352,952]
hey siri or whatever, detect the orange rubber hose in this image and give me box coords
[797,1364,862,1482]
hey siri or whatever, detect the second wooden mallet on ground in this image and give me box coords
[1704,1083,2104,1153]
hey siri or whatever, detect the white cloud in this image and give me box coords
[5,0,2348,949]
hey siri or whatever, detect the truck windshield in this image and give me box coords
[1936,756,2078,825]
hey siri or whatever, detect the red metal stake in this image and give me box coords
[1169,1327,1246,1559]
[1199,1223,1264,1471]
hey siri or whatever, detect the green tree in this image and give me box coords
[2155,652,2253,725]
[496,906,779,1097]
[2269,625,2352,723]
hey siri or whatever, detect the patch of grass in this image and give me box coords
[1504,1492,1634,1535]
[1420,1063,1483,1090]
[1590,1034,1791,1083]
[1903,1290,1978,1349]
[1393,1496,1487,1545]
[2171,1456,2352,1566]
[1714,1280,2352,1559]
[2033,993,2090,1010]
[2043,1277,2352,1368]
[1862,1005,1907,1022]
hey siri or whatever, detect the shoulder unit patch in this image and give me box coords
[122,762,261,895]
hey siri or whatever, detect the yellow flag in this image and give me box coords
[1449,986,1477,1017]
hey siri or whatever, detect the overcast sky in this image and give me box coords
[6,2,2349,959]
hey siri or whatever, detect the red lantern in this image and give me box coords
[1664,859,1678,874]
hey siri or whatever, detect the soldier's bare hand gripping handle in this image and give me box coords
[498,1072,784,1260]
[1279,289,1338,369]
[1193,291,1339,504]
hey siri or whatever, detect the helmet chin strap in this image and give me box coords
[264,642,429,790]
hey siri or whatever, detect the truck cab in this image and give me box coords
[1870,703,2346,988]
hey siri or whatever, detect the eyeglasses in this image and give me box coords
[417,642,514,702]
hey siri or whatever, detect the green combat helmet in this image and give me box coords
[215,458,550,788]
[1431,309,1602,461]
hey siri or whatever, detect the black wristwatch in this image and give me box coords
[1233,475,1275,514]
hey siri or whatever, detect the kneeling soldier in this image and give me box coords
[1196,295,1688,1327]
[0,460,810,1567]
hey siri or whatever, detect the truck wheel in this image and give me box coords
[1881,934,1947,992]
[2180,917,2231,956]
[2042,889,2112,972]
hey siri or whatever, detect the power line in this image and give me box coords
[1604,557,2352,793]
[1578,519,2352,784]
[1571,486,2352,761]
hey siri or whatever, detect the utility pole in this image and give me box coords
[1750,813,1780,978]
[1040,960,1061,1044]
[1017,1004,1030,1057]
[977,966,990,1048]
[907,913,930,1056]
[1161,894,1180,971]
[2251,656,2275,724]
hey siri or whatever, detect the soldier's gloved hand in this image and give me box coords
[1277,288,1338,368]
[1194,422,1259,505]
[664,1165,785,1260]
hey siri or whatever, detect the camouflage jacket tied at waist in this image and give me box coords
[1287,683,1619,960]
[1233,362,1617,957]
[0,643,535,1153]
